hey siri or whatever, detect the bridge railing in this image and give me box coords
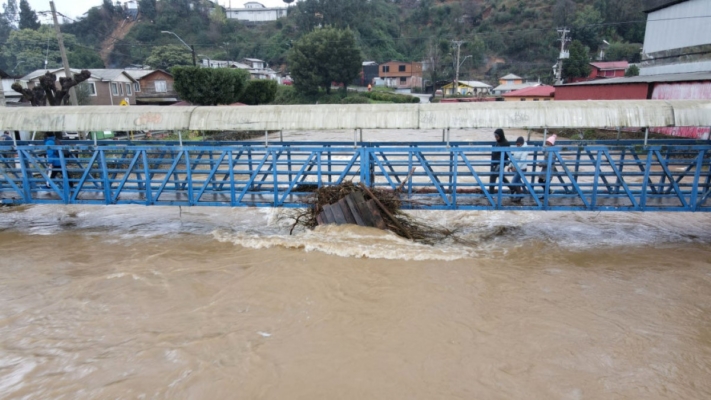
[1,141,710,211]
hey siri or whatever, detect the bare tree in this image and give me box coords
[12,70,91,106]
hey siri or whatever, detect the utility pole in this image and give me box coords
[50,1,78,106]
[452,40,465,95]
[555,27,570,85]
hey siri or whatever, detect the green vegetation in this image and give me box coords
[562,40,592,80]
[271,86,419,105]
[0,0,647,86]
[288,27,361,94]
[172,66,249,105]
[239,79,278,105]
[625,64,640,77]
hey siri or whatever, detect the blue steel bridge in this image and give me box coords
[0,101,710,212]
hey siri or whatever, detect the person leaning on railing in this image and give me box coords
[507,136,529,202]
[536,134,558,193]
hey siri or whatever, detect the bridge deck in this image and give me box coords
[1,140,710,212]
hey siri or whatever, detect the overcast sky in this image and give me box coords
[22,0,297,20]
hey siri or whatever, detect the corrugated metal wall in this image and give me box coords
[555,84,650,101]
[651,82,711,138]
[643,0,711,54]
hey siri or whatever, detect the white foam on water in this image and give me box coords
[2,205,711,260]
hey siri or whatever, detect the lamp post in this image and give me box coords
[161,31,196,66]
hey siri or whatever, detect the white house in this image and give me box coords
[226,2,287,23]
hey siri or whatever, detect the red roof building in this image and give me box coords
[588,61,629,79]
[502,85,555,101]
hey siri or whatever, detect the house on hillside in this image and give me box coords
[378,61,423,89]
[440,80,492,96]
[226,2,287,23]
[493,73,541,95]
[22,68,138,106]
[502,85,555,101]
[125,69,179,105]
[498,73,523,86]
[570,61,630,83]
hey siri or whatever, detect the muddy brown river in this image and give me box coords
[1,129,710,399]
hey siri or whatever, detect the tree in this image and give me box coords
[288,27,362,94]
[145,45,193,70]
[239,79,278,105]
[625,65,639,77]
[1,26,102,76]
[3,0,18,26]
[172,66,249,105]
[562,40,592,81]
[283,0,295,4]
[18,0,40,30]
[605,42,641,63]
[12,70,91,106]
[572,5,603,50]
[138,0,157,20]
[553,0,576,27]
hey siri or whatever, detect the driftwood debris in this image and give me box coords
[290,181,455,244]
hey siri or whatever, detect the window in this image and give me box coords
[126,83,132,95]
[133,82,141,92]
[110,82,119,96]
[155,80,167,92]
[400,77,407,83]
[520,98,526,101]
[533,98,539,101]
[382,65,390,73]
[87,82,97,96]
[398,65,406,72]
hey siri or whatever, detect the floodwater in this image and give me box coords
[1,129,710,399]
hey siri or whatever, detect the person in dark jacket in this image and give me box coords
[44,132,62,188]
[489,128,512,193]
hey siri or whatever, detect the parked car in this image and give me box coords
[61,131,80,140]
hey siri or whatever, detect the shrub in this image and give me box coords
[239,79,278,105]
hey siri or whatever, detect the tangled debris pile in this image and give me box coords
[289,181,456,244]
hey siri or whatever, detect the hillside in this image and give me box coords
[63,0,646,85]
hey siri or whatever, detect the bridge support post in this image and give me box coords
[446,128,450,147]
[542,128,548,145]
[92,131,97,146]
[265,131,268,146]
[617,127,621,141]
[644,127,649,146]
[280,130,283,142]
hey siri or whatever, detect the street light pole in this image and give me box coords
[161,31,196,66]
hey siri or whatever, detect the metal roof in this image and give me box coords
[1,101,710,131]
[493,82,540,92]
[557,71,711,87]
[501,85,555,97]
[590,61,629,70]
[500,74,522,80]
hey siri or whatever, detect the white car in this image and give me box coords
[61,132,80,140]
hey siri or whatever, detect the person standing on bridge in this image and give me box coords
[508,136,529,202]
[44,132,63,189]
[489,128,512,193]
[2,131,12,141]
